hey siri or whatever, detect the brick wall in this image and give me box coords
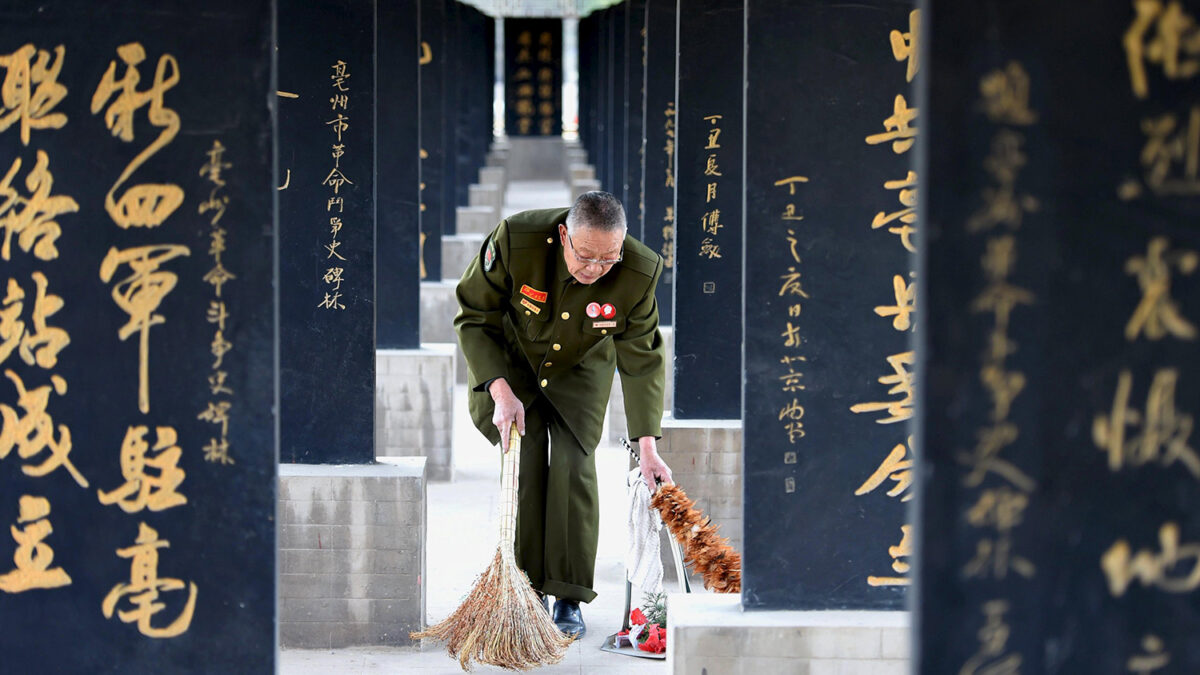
[279,460,427,648]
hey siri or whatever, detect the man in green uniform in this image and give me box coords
[455,191,673,638]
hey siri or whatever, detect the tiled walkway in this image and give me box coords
[281,180,672,674]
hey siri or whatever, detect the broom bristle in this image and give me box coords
[410,546,574,671]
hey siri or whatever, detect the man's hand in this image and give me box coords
[489,378,525,452]
[637,436,672,490]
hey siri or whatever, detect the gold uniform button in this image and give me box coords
[540,379,548,387]
[547,237,553,244]
[561,311,570,320]
[525,310,531,316]
[544,362,553,367]
[552,343,562,351]
[601,329,608,335]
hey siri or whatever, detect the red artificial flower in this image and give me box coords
[629,608,647,625]
[638,625,665,654]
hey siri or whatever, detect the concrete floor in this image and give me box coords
[281,180,674,674]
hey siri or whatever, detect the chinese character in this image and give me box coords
[865,94,918,154]
[208,370,233,396]
[203,436,232,465]
[979,62,1037,125]
[850,351,915,424]
[959,600,1022,675]
[701,209,722,235]
[330,60,350,91]
[0,271,69,370]
[874,274,915,331]
[0,495,70,592]
[0,370,86,487]
[318,291,345,310]
[855,436,914,501]
[210,330,231,369]
[1124,0,1200,99]
[872,171,917,252]
[91,43,184,229]
[323,167,353,193]
[198,140,230,186]
[705,182,717,202]
[0,150,77,261]
[1125,236,1197,341]
[698,238,721,259]
[323,266,345,291]
[778,266,810,299]
[957,422,1036,493]
[1128,107,1200,197]
[325,113,350,142]
[889,10,921,83]
[99,244,191,414]
[779,398,805,443]
[963,487,1035,579]
[197,401,231,438]
[0,44,68,146]
[97,426,186,513]
[102,522,197,638]
[866,524,912,586]
[1101,521,1200,596]
[1094,368,1199,478]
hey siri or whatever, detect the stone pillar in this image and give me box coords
[377,0,421,350]
[376,346,456,481]
[623,0,647,235]
[504,18,563,138]
[642,0,677,325]
[0,1,275,669]
[279,0,375,465]
[419,0,446,280]
[673,0,743,420]
[742,0,916,611]
[441,0,460,235]
[279,460,428,648]
[606,5,628,197]
[917,1,1200,670]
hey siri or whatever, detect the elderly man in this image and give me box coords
[454,191,673,638]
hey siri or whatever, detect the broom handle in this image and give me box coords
[499,423,521,555]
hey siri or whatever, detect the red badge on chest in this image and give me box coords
[601,303,616,319]
[520,284,548,303]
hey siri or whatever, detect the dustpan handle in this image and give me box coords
[499,423,521,556]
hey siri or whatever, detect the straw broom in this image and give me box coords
[410,424,574,671]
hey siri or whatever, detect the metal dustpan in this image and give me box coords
[599,438,692,660]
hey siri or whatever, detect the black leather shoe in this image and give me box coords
[536,591,549,615]
[552,598,586,638]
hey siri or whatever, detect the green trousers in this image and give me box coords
[513,395,600,603]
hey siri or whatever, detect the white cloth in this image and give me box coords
[625,469,663,596]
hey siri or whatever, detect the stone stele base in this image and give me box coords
[667,594,910,675]
[376,345,456,481]
[279,459,428,649]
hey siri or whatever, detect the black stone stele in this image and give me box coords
[377,0,421,349]
[917,0,1200,669]
[743,0,917,610]
[623,0,647,239]
[504,18,562,137]
[641,0,676,325]
[672,0,743,420]
[279,0,375,464]
[0,0,275,670]
[607,3,628,198]
[419,0,446,279]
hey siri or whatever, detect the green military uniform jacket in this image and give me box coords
[454,207,666,452]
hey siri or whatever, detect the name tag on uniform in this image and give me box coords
[520,298,541,314]
[520,284,548,303]
[591,320,616,329]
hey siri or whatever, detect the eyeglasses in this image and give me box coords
[567,233,623,266]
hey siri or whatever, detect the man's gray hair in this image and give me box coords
[566,191,627,234]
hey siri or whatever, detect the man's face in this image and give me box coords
[558,222,625,285]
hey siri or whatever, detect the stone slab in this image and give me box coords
[667,594,910,675]
[455,205,499,236]
[375,346,456,482]
[478,165,508,196]
[419,280,459,343]
[468,183,503,219]
[505,136,567,180]
[441,233,486,283]
[279,459,427,649]
[571,178,603,202]
[569,163,596,182]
